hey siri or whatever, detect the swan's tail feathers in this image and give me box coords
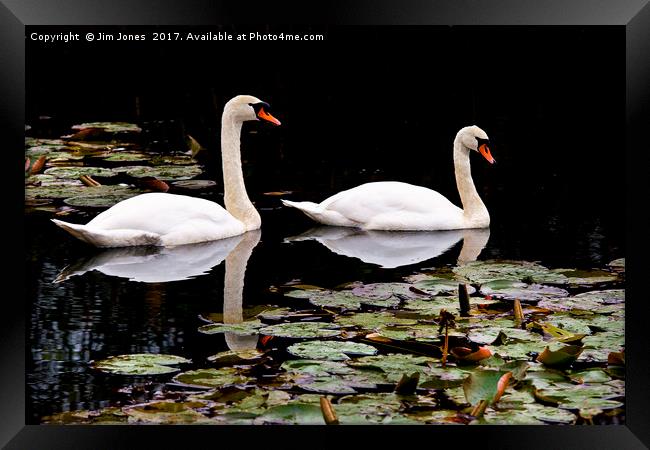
[51,219,162,248]
[281,200,326,223]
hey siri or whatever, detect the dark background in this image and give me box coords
[27,25,625,266]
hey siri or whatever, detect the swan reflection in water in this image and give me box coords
[284,227,490,268]
[54,230,262,351]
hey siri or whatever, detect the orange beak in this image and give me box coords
[257,107,281,126]
[478,143,496,164]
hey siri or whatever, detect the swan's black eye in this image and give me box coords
[476,137,490,146]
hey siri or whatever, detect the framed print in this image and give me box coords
[2,0,649,448]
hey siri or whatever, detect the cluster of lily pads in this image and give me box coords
[25,122,213,215]
[43,258,625,425]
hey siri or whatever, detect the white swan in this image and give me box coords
[284,227,490,268]
[282,125,495,231]
[51,95,280,247]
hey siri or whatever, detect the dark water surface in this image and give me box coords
[26,179,624,423]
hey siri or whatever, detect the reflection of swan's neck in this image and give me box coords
[453,140,489,223]
[221,111,261,231]
[457,228,491,263]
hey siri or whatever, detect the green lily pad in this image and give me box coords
[551,268,619,285]
[479,280,568,302]
[41,407,128,425]
[374,324,441,342]
[114,165,203,181]
[463,369,512,406]
[207,349,265,365]
[351,282,426,300]
[287,341,378,361]
[123,400,212,424]
[405,275,476,296]
[151,155,196,166]
[538,289,624,314]
[258,321,341,339]
[536,345,583,368]
[281,359,356,377]
[172,180,217,190]
[91,353,191,375]
[63,190,145,208]
[71,122,142,133]
[468,327,544,345]
[334,312,418,330]
[569,369,612,384]
[335,393,420,425]
[453,260,568,284]
[347,353,438,383]
[173,367,249,388]
[198,320,264,336]
[44,166,117,179]
[253,403,325,425]
[103,152,150,162]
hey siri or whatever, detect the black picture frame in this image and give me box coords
[3,0,649,448]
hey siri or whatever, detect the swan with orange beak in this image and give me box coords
[283,125,496,230]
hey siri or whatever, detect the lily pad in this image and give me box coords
[63,190,145,208]
[44,166,117,179]
[123,400,212,424]
[172,180,217,190]
[258,321,341,339]
[406,275,476,296]
[253,403,325,425]
[42,407,128,425]
[198,320,264,336]
[551,268,619,286]
[347,353,438,383]
[207,349,265,365]
[91,353,191,375]
[151,155,196,166]
[536,345,583,368]
[351,282,426,300]
[71,122,142,133]
[479,280,568,302]
[468,327,544,345]
[287,341,378,361]
[173,367,249,388]
[334,312,418,330]
[334,393,420,425]
[103,152,150,162]
[453,260,568,284]
[463,369,512,406]
[115,165,203,181]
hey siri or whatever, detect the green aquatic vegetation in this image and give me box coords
[103,152,151,162]
[286,341,378,361]
[44,166,117,179]
[467,327,544,345]
[173,367,250,388]
[551,268,619,286]
[113,164,203,181]
[41,407,128,425]
[478,280,568,302]
[253,403,325,425]
[462,369,513,406]
[258,321,342,339]
[71,122,142,133]
[405,274,476,296]
[63,190,145,208]
[207,349,265,365]
[334,311,418,330]
[91,354,191,375]
[150,154,196,166]
[172,179,217,190]
[198,320,265,336]
[123,400,213,424]
[453,260,569,284]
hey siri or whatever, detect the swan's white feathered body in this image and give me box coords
[282,126,495,231]
[53,194,244,247]
[52,95,280,248]
[283,181,466,231]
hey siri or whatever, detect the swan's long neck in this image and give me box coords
[221,112,261,231]
[453,139,489,224]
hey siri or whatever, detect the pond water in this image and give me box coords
[26,167,624,423]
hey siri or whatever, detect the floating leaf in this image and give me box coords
[453,260,568,284]
[536,345,583,368]
[114,165,203,181]
[103,152,150,162]
[479,280,568,302]
[406,275,476,296]
[258,322,341,339]
[173,367,249,388]
[172,179,217,190]
[198,320,264,336]
[44,166,117,179]
[463,370,512,406]
[71,121,142,133]
[42,407,128,425]
[287,341,378,361]
[551,268,619,286]
[123,400,212,424]
[207,349,265,365]
[335,312,418,330]
[253,404,325,425]
[92,353,190,375]
[468,327,543,345]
